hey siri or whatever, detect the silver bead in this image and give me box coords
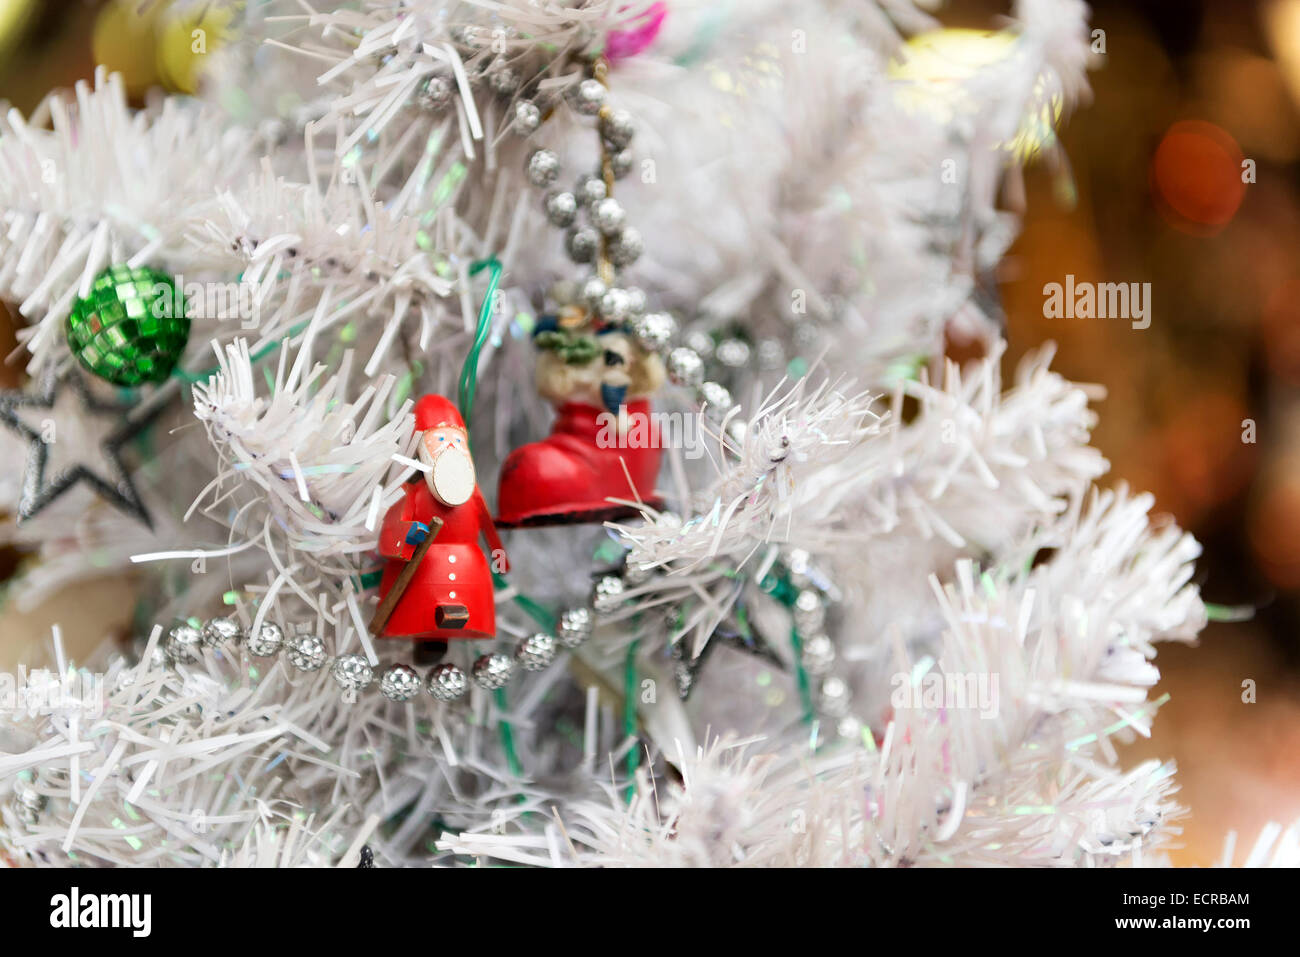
[697,381,734,419]
[793,589,825,633]
[757,338,786,371]
[624,287,647,317]
[286,633,327,672]
[416,74,453,111]
[599,108,636,149]
[166,624,203,664]
[202,616,243,647]
[787,548,813,583]
[513,100,541,135]
[726,417,748,446]
[837,715,862,741]
[332,653,374,692]
[489,67,519,95]
[569,78,606,115]
[527,148,561,188]
[606,226,642,266]
[610,148,635,179]
[472,653,515,690]
[623,560,653,586]
[684,329,715,360]
[592,574,626,614]
[566,226,599,263]
[557,607,594,648]
[794,322,822,352]
[800,633,836,676]
[380,664,421,701]
[516,633,558,671]
[632,312,677,354]
[716,338,751,368]
[427,662,468,701]
[667,347,705,387]
[579,276,608,310]
[545,190,578,227]
[574,173,607,208]
[13,772,45,827]
[818,676,851,718]
[590,197,626,236]
[450,25,482,47]
[599,287,632,322]
[246,621,284,657]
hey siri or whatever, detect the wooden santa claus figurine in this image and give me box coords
[376,395,507,658]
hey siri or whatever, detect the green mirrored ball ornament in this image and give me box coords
[65,264,189,386]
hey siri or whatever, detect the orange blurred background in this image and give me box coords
[1,0,1299,865]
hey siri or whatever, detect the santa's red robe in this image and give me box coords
[376,479,506,640]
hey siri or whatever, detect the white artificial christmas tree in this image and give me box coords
[0,0,1267,868]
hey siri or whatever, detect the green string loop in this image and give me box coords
[459,256,502,434]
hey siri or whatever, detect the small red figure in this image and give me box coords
[496,327,664,526]
[377,395,507,646]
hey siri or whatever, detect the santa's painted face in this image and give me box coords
[418,425,476,506]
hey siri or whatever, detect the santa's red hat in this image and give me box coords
[414,394,466,432]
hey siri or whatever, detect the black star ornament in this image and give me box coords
[0,366,163,527]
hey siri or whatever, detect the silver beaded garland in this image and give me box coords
[800,633,836,676]
[566,225,599,263]
[286,633,327,672]
[612,151,638,184]
[380,664,422,701]
[716,338,751,368]
[578,275,608,310]
[698,381,734,419]
[489,67,519,95]
[427,662,469,701]
[786,548,814,585]
[758,338,786,371]
[569,78,607,115]
[599,287,632,322]
[13,773,45,827]
[632,312,677,354]
[202,616,243,647]
[574,173,607,208]
[516,633,558,671]
[332,654,374,692]
[684,330,715,360]
[590,197,626,236]
[837,715,863,741]
[166,624,203,664]
[622,559,654,586]
[545,190,578,227]
[592,574,626,613]
[416,74,453,111]
[527,149,561,188]
[557,606,594,648]
[726,417,748,446]
[667,347,705,387]
[606,226,642,266]
[472,653,515,690]
[794,589,826,633]
[245,621,284,657]
[624,287,647,317]
[818,676,851,718]
[450,25,481,47]
[599,108,635,149]
[513,100,541,135]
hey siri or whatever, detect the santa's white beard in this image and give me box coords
[418,442,477,507]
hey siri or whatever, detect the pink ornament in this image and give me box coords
[606,2,667,61]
